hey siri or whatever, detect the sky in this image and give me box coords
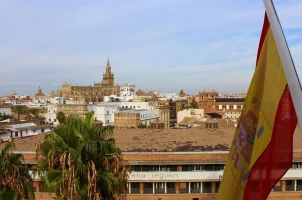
[0,0,302,96]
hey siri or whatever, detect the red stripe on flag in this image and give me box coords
[256,13,270,65]
[243,85,297,200]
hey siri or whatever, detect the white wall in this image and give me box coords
[88,103,119,126]
[177,109,205,124]
[42,104,59,125]
[118,109,158,126]
[223,111,241,120]
[120,84,136,97]
[120,102,155,110]
[0,107,11,115]
[88,102,157,126]
[0,127,52,141]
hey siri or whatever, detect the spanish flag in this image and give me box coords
[216,0,302,199]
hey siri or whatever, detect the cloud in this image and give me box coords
[0,0,301,95]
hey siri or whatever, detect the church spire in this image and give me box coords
[106,58,111,73]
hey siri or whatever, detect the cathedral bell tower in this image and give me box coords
[102,58,114,87]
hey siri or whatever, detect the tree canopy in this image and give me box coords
[0,142,35,200]
[36,112,129,200]
[56,111,66,124]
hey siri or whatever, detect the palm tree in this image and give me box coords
[12,105,26,121]
[0,142,35,200]
[36,112,129,200]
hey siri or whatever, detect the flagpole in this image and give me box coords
[263,0,302,130]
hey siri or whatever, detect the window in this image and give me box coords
[155,182,165,194]
[41,129,44,133]
[107,111,109,114]
[297,180,302,191]
[49,119,51,122]
[144,183,153,194]
[215,182,220,193]
[131,165,142,171]
[191,182,201,193]
[202,182,212,193]
[286,180,295,191]
[130,183,140,194]
[15,132,18,137]
[167,182,176,194]
[54,119,56,122]
[179,182,189,193]
[272,181,282,191]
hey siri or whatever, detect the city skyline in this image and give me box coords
[0,0,302,95]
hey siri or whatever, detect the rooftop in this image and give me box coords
[1,122,301,153]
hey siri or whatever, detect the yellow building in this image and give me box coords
[155,105,170,128]
[60,59,120,102]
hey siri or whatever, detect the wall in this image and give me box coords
[0,107,12,115]
[156,107,170,129]
[57,104,88,118]
[114,113,140,128]
[177,109,204,124]
[88,104,118,125]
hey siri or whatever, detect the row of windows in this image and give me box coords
[215,105,243,109]
[118,106,141,109]
[128,182,218,194]
[131,164,224,172]
[131,163,302,172]
[12,129,44,137]
[49,119,56,122]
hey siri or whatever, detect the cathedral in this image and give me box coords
[57,59,120,102]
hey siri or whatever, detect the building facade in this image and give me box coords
[177,109,205,125]
[124,151,302,200]
[155,106,170,129]
[44,104,88,125]
[60,59,120,102]
[114,113,141,128]
[120,83,136,97]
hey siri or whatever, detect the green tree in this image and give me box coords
[28,108,39,119]
[191,98,199,108]
[36,112,129,200]
[56,111,66,124]
[185,99,199,109]
[0,142,35,200]
[0,113,13,121]
[12,105,27,121]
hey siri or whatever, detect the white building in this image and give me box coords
[177,109,205,125]
[88,102,157,126]
[117,109,158,127]
[223,111,241,120]
[104,95,134,102]
[43,104,59,125]
[88,103,119,126]
[0,106,12,115]
[119,102,156,110]
[157,92,186,101]
[0,121,53,142]
[120,83,136,97]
